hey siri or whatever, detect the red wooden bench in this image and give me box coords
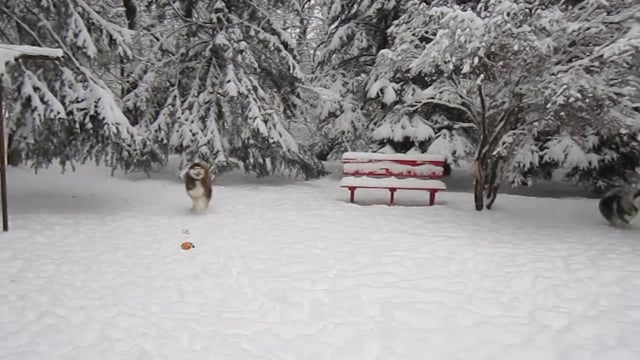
[339,152,448,205]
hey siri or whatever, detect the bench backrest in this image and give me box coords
[342,152,447,179]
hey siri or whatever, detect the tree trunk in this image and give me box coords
[473,156,486,211]
[474,83,489,211]
[121,0,138,121]
[7,134,21,166]
[123,0,138,30]
[180,0,195,19]
[485,156,503,210]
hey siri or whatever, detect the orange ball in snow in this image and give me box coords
[181,242,195,250]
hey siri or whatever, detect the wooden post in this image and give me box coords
[0,45,64,232]
[0,80,8,231]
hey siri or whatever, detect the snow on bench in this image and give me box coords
[340,152,448,205]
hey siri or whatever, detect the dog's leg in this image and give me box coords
[191,197,209,213]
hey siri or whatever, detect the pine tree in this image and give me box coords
[310,0,481,160]
[0,0,156,172]
[366,0,640,210]
[309,0,404,159]
[525,0,640,193]
[125,0,326,179]
[563,130,640,192]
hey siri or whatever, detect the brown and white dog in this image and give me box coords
[184,162,212,213]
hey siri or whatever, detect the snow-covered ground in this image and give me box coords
[1,162,639,360]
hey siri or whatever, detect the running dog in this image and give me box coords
[598,187,640,228]
[184,162,212,213]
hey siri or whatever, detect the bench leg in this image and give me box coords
[389,188,396,205]
[349,187,356,203]
[429,190,437,206]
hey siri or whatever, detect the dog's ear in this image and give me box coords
[179,162,199,179]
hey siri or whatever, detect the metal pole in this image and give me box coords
[0,81,8,231]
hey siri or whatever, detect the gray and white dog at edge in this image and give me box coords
[598,187,640,228]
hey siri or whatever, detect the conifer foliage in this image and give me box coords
[0,0,152,172]
[362,0,640,209]
[309,0,403,159]
[126,0,326,178]
[2,0,639,203]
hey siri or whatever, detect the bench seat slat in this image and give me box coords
[340,176,447,190]
[344,171,442,178]
[343,161,443,178]
[342,159,445,167]
[342,152,445,162]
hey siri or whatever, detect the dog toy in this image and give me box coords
[181,241,195,250]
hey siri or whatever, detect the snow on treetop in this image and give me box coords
[0,44,63,77]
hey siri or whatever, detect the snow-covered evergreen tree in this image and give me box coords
[365,1,481,160]
[309,0,403,159]
[125,0,326,178]
[366,0,640,210]
[310,0,480,160]
[0,0,156,172]
[563,130,640,192]
[526,0,640,192]
[249,0,323,147]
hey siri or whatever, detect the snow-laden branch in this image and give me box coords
[0,43,63,77]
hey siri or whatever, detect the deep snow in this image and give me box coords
[0,162,639,360]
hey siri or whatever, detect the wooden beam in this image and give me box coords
[0,81,8,231]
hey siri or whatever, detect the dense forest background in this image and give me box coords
[1,0,639,209]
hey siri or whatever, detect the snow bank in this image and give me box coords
[0,164,639,359]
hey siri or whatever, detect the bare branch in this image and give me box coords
[408,97,477,124]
